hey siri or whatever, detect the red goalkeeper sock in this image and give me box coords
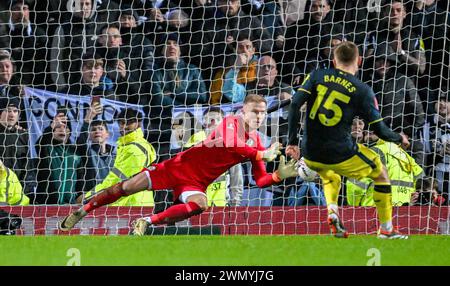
[149,201,203,225]
[83,182,127,213]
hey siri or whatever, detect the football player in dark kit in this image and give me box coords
[286,41,410,239]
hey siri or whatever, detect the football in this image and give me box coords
[296,158,318,181]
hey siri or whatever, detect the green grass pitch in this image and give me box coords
[1,235,450,266]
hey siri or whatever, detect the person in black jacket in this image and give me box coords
[0,96,36,197]
[281,0,344,86]
[0,0,48,87]
[64,53,116,100]
[96,24,142,103]
[49,0,106,91]
[371,44,426,166]
[110,6,156,105]
[410,0,450,104]
[0,50,21,99]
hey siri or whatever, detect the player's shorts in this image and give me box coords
[303,143,383,181]
[141,164,207,203]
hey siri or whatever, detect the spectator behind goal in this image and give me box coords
[0,0,47,87]
[411,177,445,206]
[65,53,115,100]
[0,158,29,206]
[346,118,423,207]
[76,105,116,195]
[34,107,84,204]
[0,96,36,197]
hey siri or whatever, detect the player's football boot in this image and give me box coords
[327,211,349,238]
[377,226,409,239]
[58,210,85,231]
[131,218,150,236]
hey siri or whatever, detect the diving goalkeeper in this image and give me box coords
[59,95,298,235]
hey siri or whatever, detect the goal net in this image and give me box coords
[0,0,449,235]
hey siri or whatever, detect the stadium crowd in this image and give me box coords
[0,0,448,208]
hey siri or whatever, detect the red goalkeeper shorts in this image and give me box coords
[141,163,206,202]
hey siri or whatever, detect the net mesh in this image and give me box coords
[0,0,449,235]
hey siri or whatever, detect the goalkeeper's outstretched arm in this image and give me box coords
[251,155,298,188]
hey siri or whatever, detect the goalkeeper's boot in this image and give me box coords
[327,211,349,238]
[131,218,150,236]
[377,226,409,239]
[58,210,86,232]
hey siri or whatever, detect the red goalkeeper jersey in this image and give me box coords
[154,115,279,192]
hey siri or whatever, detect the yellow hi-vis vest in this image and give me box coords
[185,130,229,206]
[346,140,423,206]
[0,167,29,206]
[85,128,157,206]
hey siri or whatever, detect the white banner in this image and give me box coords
[23,87,145,158]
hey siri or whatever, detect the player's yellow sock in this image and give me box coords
[373,183,393,231]
[321,171,341,214]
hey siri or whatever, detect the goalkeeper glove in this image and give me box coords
[261,142,282,162]
[273,155,298,181]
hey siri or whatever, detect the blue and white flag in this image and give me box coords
[23,87,145,158]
